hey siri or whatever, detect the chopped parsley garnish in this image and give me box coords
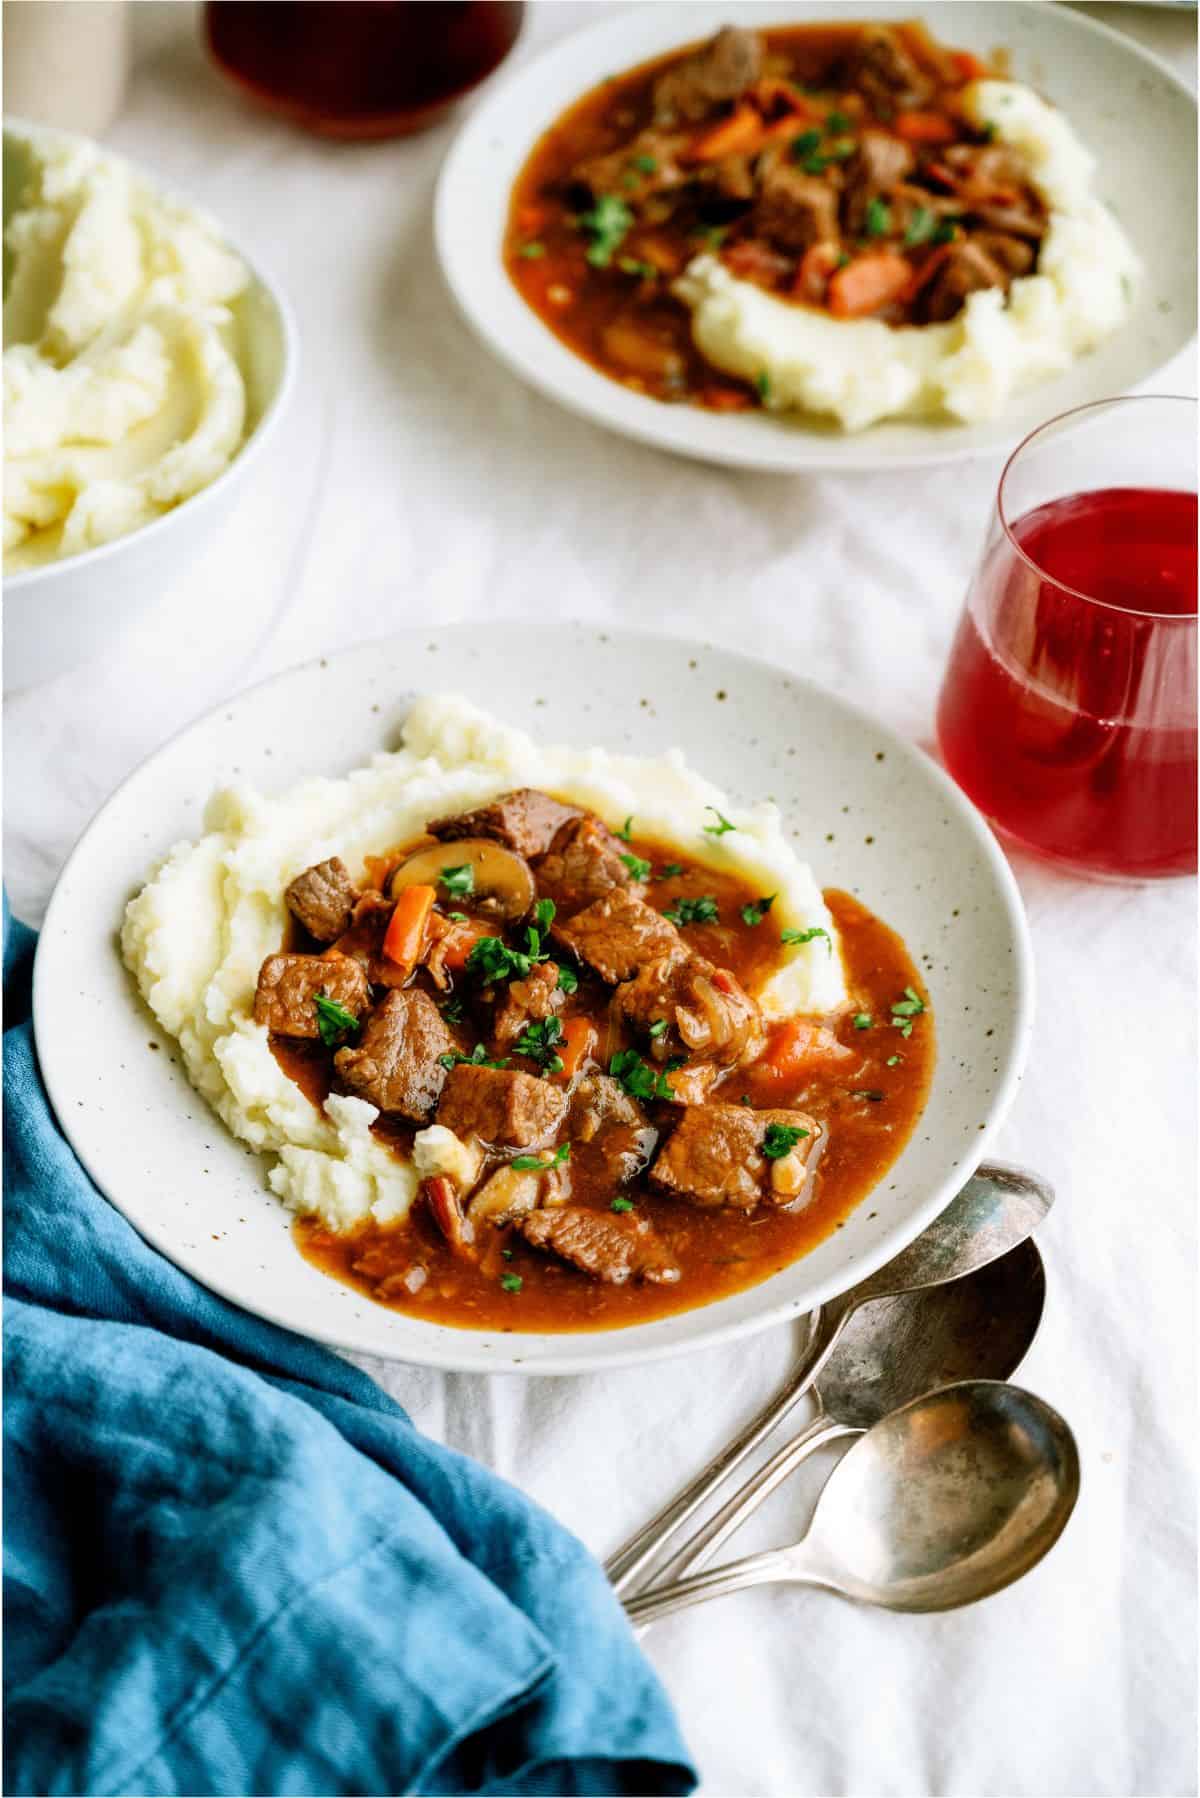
[864,196,891,239]
[314,993,361,1048]
[692,223,729,247]
[630,153,658,173]
[467,901,555,985]
[762,1122,810,1160]
[658,862,683,878]
[616,816,634,841]
[467,936,536,985]
[663,895,719,926]
[648,1018,669,1038]
[890,986,926,1037]
[836,250,851,269]
[886,1054,902,1068]
[790,128,822,159]
[617,257,657,280]
[825,110,850,134]
[781,925,831,952]
[610,1196,635,1213]
[439,1043,511,1071]
[902,206,937,248]
[703,807,736,837]
[802,153,831,175]
[740,894,776,927]
[822,139,857,163]
[517,241,545,259]
[577,193,633,267]
[501,1247,514,1260]
[932,219,960,245]
[852,1012,873,1031]
[447,911,468,923]
[511,1143,570,1172]
[515,1015,566,1075]
[620,852,652,881]
[439,862,475,899]
[852,1089,885,1102]
[663,1055,687,1073]
[500,1272,523,1293]
[441,997,466,1024]
[555,962,579,995]
[755,370,771,401]
[610,1048,674,1102]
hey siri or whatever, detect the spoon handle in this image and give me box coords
[605,1301,847,1595]
[626,1548,791,1628]
[651,1413,860,1585]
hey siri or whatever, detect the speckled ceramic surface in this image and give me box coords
[436,0,1197,474]
[33,624,1033,1373]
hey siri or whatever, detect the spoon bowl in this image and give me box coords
[625,1382,1080,1627]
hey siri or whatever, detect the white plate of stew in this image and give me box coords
[435,1,1196,472]
[34,623,1033,1373]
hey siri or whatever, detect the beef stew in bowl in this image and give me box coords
[243,781,933,1332]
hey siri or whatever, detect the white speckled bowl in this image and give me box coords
[3,122,298,691]
[33,624,1033,1374]
[436,0,1196,473]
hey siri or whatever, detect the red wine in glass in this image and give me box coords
[938,402,1197,882]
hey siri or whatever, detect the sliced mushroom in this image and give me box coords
[389,838,535,924]
[467,1165,543,1228]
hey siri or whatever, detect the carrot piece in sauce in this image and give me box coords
[893,110,959,145]
[554,1016,598,1083]
[827,251,912,319]
[381,884,435,975]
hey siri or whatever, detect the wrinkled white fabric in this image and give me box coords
[5,6,1196,1794]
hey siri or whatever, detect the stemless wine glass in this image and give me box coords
[937,396,1198,882]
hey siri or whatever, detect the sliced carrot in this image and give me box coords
[747,77,813,118]
[827,251,912,319]
[683,104,765,163]
[554,1016,598,1083]
[703,387,753,412]
[894,110,958,146]
[953,49,990,82]
[755,1018,858,1087]
[381,884,435,976]
[438,918,492,974]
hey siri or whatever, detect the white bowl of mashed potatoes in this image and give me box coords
[3,124,297,689]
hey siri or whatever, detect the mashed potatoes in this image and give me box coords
[122,696,847,1234]
[675,82,1139,432]
[3,132,250,569]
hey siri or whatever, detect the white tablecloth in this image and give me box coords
[6,5,1197,1793]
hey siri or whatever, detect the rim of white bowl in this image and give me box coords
[33,622,1037,1375]
[434,0,1197,476]
[3,117,300,592]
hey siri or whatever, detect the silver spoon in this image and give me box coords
[653,1236,1046,1586]
[607,1161,1054,1595]
[626,1380,1080,1628]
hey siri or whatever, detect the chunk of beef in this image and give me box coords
[971,231,1037,276]
[653,25,763,124]
[753,153,840,253]
[253,953,369,1039]
[521,1207,680,1285]
[333,989,456,1121]
[845,26,933,116]
[536,815,637,917]
[651,1102,821,1211]
[436,1062,567,1149]
[938,143,1046,240]
[428,789,581,859]
[492,960,564,1052]
[841,130,915,235]
[568,1074,658,1185]
[553,889,682,985]
[285,857,360,944]
[612,951,764,1070]
[573,128,691,200]
[918,238,1008,323]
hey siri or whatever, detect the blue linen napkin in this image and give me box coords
[3,905,696,1798]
